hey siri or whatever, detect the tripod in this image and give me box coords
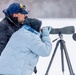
[45,33,75,75]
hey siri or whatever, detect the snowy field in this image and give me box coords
[32,18,76,75]
[0,18,76,75]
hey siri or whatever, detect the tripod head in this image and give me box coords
[52,33,63,42]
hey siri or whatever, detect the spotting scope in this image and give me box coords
[50,26,75,34]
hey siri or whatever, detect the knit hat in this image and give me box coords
[3,3,28,15]
[24,18,42,32]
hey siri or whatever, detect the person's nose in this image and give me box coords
[25,15,28,19]
[25,14,27,17]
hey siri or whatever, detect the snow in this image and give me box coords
[32,18,76,75]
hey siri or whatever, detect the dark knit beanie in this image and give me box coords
[24,18,42,32]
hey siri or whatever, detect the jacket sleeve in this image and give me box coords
[30,35,52,57]
[0,24,9,55]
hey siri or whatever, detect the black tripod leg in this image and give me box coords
[60,41,64,74]
[62,40,75,75]
[45,41,60,75]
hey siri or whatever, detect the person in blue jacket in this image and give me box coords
[0,18,52,75]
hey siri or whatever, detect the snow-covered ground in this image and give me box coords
[32,18,76,75]
[0,18,76,75]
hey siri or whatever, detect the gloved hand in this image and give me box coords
[33,66,37,74]
[41,26,52,36]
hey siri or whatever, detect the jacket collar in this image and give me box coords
[22,25,40,37]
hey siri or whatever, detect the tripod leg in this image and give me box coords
[61,40,75,75]
[60,42,65,74]
[45,40,60,75]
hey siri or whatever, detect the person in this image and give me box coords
[0,18,52,75]
[0,3,28,55]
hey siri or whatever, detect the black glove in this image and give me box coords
[34,66,37,74]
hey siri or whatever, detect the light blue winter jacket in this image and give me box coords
[0,25,52,75]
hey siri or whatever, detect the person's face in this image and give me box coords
[39,25,42,33]
[16,13,27,24]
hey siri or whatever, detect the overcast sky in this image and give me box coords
[0,0,76,18]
